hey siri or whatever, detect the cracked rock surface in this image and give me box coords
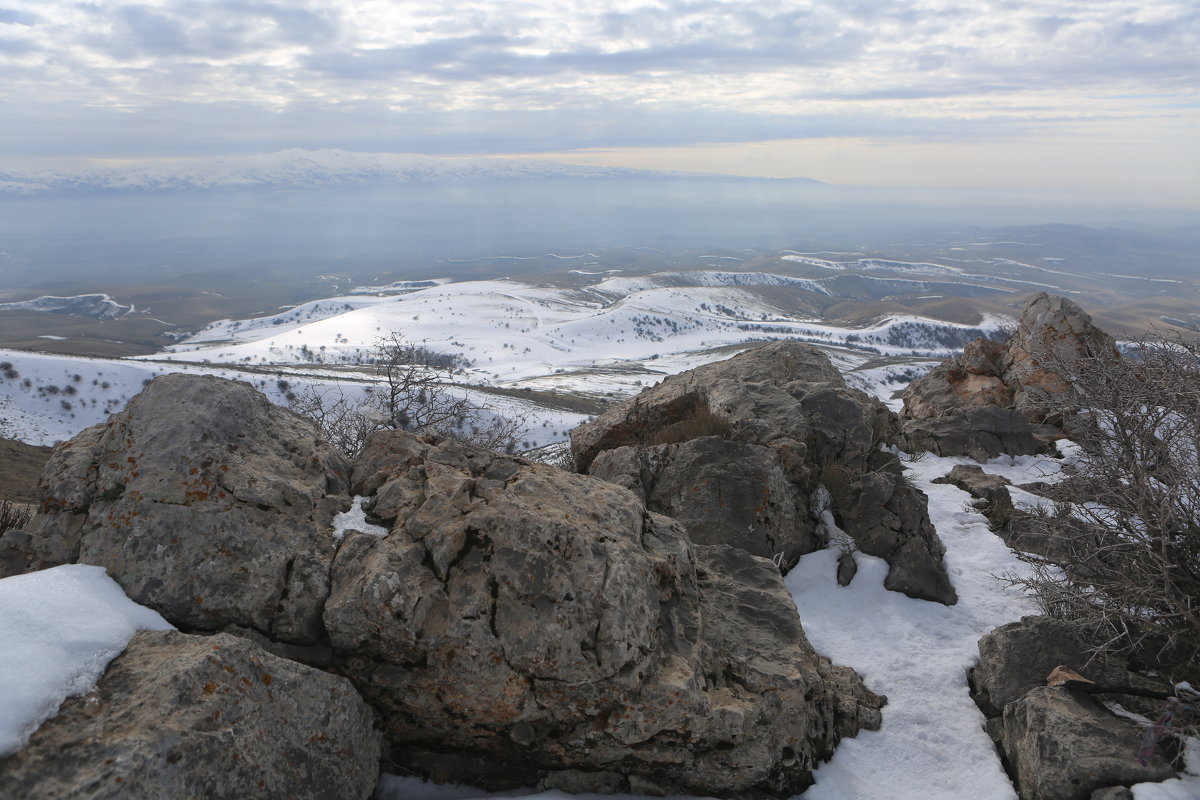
[20,374,351,644]
[0,630,380,800]
[328,429,884,797]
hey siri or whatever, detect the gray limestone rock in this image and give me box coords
[23,374,351,644]
[932,464,1014,509]
[588,436,822,571]
[326,429,884,798]
[0,630,381,800]
[971,616,1172,715]
[900,292,1117,459]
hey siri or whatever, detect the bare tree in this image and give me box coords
[288,333,528,458]
[1009,331,1200,680]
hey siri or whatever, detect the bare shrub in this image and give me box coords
[0,499,33,536]
[289,333,528,458]
[1008,331,1200,681]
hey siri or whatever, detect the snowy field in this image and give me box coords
[0,270,997,448]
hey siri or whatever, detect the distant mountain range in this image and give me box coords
[0,149,823,194]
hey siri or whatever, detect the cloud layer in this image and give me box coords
[0,0,1196,190]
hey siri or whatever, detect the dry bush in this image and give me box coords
[289,333,527,458]
[1008,331,1200,681]
[0,499,33,536]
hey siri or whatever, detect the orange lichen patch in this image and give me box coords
[203,682,217,695]
[261,673,273,686]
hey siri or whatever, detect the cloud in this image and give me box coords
[0,0,1195,167]
[0,8,39,26]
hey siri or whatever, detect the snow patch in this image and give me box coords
[0,565,173,756]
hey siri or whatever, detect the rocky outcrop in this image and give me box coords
[971,617,1171,715]
[22,374,351,644]
[0,630,381,800]
[901,293,1117,460]
[571,341,957,604]
[329,429,884,797]
[970,617,1177,799]
[14,373,884,799]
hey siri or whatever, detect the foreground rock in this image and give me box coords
[1003,687,1175,800]
[901,292,1118,460]
[22,374,351,644]
[970,617,1177,799]
[330,430,884,797]
[572,341,957,604]
[0,630,380,799]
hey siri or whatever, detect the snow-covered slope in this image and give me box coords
[154,274,1007,392]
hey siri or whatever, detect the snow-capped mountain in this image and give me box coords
[0,149,821,194]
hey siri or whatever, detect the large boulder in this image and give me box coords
[22,374,351,644]
[325,429,884,798]
[571,341,957,604]
[1002,687,1175,800]
[0,630,381,799]
[901,292,1117,459]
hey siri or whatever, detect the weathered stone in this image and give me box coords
[571,341,955,605]
[1004,293,1119,421]
[903,405,1048,462]
[971,616,1172,715]
[1002,686,1174,800]
[901,292,1117,458]
[994,515,1095,564]
[830,471,957,604]
[0,630,381,800]
[571,341,846,473]
[0,529,34,578]
[836,549,858,587]
[23,374,351,644]
[1089,788,1134,800]
[588,436,822,570]
[932,465,1014,509]
[326,429,883,798]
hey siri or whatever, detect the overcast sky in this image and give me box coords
[1,1,1196,201]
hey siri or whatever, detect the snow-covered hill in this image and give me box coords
[0,269,1004,449]
[156,272,1007,394]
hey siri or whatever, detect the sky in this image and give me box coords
[0,1,1197,202]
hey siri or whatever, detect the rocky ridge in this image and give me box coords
[2,370,885,798]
